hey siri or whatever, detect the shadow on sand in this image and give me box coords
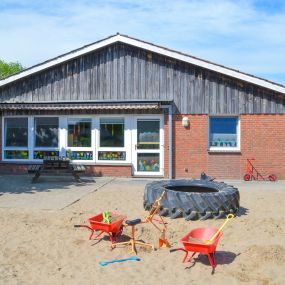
[184,251,240,272]
[0,174,97,195]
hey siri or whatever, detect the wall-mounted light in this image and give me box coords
[182,116,190,128]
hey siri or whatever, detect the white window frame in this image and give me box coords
[64,116,95,163]
[208,116,240,152]
[2,114,164,173]
[132,115,164,176]
[95,115,131,164]
[32,116,60,161]
[2,116,30,161]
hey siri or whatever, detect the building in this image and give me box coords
[0,34,284,179]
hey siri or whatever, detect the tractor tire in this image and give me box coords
[144,177,240,221]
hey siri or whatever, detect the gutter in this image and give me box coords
[161,104,173,179]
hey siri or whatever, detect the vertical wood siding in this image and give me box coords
[0,43,284,114]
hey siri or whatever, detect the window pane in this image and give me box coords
[5,150,29,159]
[34,150,59,160]
[98,151,126,161]
[100,118,124,147]
[137,153,160,172]
[137,120,160,149]
[35,117,58,147]
[5,118,28,147]
[209,117,238,147]
[66,150,93,160]
[68,119,91,147]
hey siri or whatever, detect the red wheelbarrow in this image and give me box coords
[74,211,126,244]
[170,227,223,273]
[244,158,277,181]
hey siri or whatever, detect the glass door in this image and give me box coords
[132,117,164,176]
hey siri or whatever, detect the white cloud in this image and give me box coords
[0,0,284,84]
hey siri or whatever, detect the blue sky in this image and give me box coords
[0,0,285,85]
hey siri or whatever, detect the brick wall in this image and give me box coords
[0,163,29,173]
[207,153,241,179]
[0,163,132,177]
[169,114,285,180]
[85,165,132,177]
[240,114,285,180]
[166,114,208,178]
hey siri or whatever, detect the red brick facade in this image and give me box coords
[240,115,285,180]
[0,163,132,177]
[1,114,285,180]
[164,114,285,180]
[0,163,30,174]
[85,164,132,177]
[164,114,208,179]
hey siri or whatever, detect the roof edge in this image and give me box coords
[0,33,284,94]
[0,101,165,111]
[0,34,120,87]
[0,99,173,105]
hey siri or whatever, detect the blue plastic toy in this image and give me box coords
[99,256,141,266]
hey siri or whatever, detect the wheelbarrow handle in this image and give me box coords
[74,225,92,231]
[170,249,178,253]
[170,248,186,253]
[207,213,234,243]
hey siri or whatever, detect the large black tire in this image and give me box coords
[144,178,240,220]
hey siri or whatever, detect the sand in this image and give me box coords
[1,179,285,285]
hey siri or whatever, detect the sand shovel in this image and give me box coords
[189,214,234,244]
[99,256,141,266]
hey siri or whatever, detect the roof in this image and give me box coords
[0,33,284,94]
[0,101,162,111]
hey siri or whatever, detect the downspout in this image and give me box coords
[161,104,173,179]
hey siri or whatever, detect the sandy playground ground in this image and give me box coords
[0,176,285,285]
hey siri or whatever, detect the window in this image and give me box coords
[100,118,124,147]
[5,118,28,147]
[67,119,93,161]
[68,119,91,147]
[97,118,127,162]
[209,117,239,150]
[137,119,160,149]
[35,117,58,147]
[4,117,29,159]
[137,153,160,172]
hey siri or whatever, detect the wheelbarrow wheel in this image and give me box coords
[243,174,251,181]
[268,174,277,182]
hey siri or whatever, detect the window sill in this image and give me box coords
[0,160,133,167]
[93,162,132,167]
[208,149,241,154]
[0,160,39,164]
[71,161,131,166]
